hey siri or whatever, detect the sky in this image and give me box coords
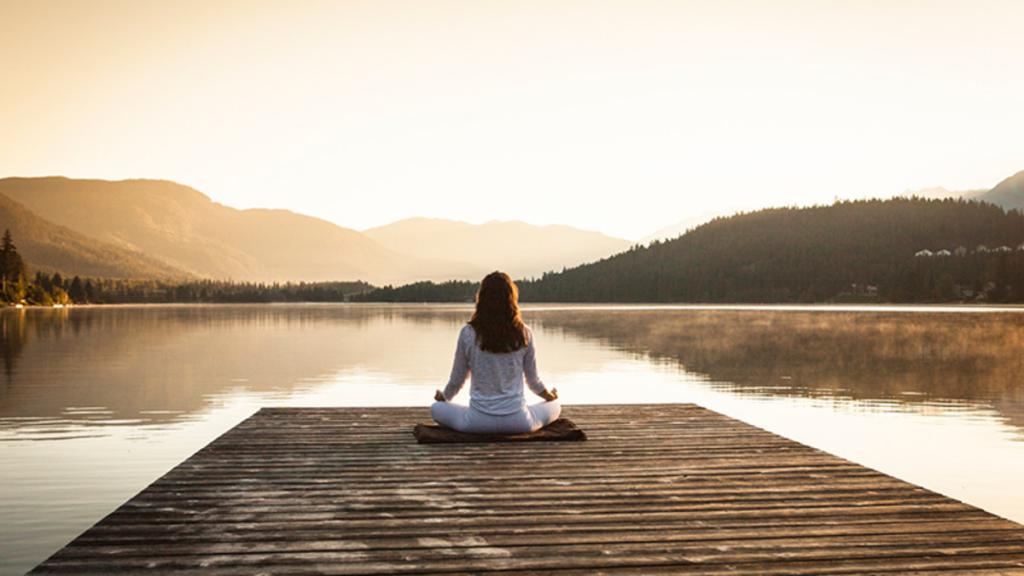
[2,0,1023,241]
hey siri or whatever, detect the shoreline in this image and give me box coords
[6,301,1024,312]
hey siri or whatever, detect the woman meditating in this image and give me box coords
[431,271,560,434]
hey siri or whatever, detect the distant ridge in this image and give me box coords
[900,186,986,201]
[897,171,1024,211]
[0,192,187,279]
[0,177,481,284]
[976,170,1024,211]
[363,217,631,279]
[642,209,733,243]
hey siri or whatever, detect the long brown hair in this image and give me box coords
[468,271,528,353]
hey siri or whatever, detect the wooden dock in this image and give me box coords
[31,404,1024,574]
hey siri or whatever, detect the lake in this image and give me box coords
[2,304,1024,575]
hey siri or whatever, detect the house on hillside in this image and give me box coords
[936,249,952,257]
[976,245,990,253]
[1018,242,1024,251]
[995,245,1013,253]
[835,283,880,302]
[954,246,968,256]
[914,249,934,257]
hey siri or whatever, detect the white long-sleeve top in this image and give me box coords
[442,323,547,415]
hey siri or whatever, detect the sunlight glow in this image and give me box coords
[2,0,1023,239]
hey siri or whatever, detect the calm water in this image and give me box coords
[2,304,1024,574]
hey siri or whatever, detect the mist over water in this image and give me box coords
[1,304,1023,574]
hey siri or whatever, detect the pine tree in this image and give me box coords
[1,229,26,281]
[1,230,27,304]
[68,276,86,303]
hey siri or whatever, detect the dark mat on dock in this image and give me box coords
[413,417,587,443]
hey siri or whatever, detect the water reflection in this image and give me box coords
[2,304,1023,435]
[529,308,1024,432]
[2,309,27,385]
[0,305,470,432]
[2,304,1024,437]
[2,304,1024,575]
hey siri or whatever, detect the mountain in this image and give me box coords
[0,177,480,284]
[975,170,1024,211]
[897,171,1024,210]
[0,193,187,278]
[900,186,986,201]
[516,197,1024,303]
[642,209,734,243]
[363,217,632,279]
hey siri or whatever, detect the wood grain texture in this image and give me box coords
[29,404,1024,575]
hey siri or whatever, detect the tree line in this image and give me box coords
[1,230,74,305]
[83,278,373,304]
[1,229,372,305]
[350,280,478,303]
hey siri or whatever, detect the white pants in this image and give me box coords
[431,401,561,434]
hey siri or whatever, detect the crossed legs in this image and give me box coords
[431,401,561,434]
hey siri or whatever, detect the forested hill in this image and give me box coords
[521,198,1024,302]
[0,192,187,279]
[354,198,1024,303]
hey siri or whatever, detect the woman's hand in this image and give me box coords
[434,389,446,402]
[541,387,558,402]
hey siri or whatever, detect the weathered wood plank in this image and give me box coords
[57,526,1024,559]
[72,512,1003,544]
[29,404,1024,575]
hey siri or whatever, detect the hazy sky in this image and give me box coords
[2,0,1023,240]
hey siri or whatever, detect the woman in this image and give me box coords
[431,271,560,434]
